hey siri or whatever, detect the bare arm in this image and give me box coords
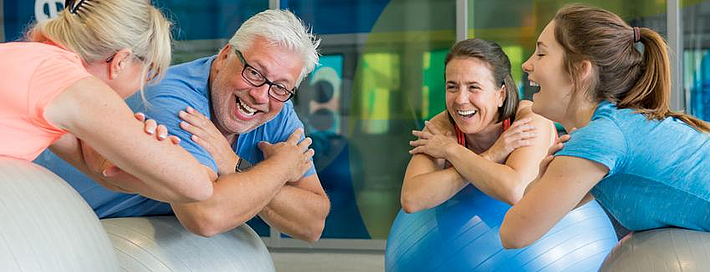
[171,156,316,238]
[401,151,468,213]
[171,127,315,237]
[172,109,327,239]
[500,156,607,249]
[172,160,290,237]
[44,77,213,202]
[49,134,133,193]
[523,131,593,209]
[258,174,330,242]
[446,108,553,204]
[404,103,554,209]
[50,113,188,199]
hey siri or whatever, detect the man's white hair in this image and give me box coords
[229,9,321,86]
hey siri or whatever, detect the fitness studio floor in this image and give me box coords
[270,249,384,272]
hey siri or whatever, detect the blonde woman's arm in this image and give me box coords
[45,77,214,203]
[49,114,199,201]
[49,133,134,193]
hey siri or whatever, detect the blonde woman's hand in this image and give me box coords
[86,112,180,179]
[135,112,181,144]
[179,107,238,175]
[482,118,536,163]
[409,121,457,159]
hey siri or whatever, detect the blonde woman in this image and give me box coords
[0,0,213,202]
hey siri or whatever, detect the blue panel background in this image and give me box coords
[3,0,35,41]
[153,0,267,40]
[283,0,389,34]
[691,52,710,121]
[3,1,392,40]
[2,1,268,42]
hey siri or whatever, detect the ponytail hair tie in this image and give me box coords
[633,27,641,43]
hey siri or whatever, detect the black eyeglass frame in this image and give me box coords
[105,52,146,63]
[234,49,296,102]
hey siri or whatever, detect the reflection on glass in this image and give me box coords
[422,49,448,120]
[683,0,710,121]
[360,53,398,134]
[468,0,667,101]
[161,0,269,64]
[349,0,457,239]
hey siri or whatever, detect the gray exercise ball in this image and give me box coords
[102,216,275,272]
[600,228,710,271]
[0,157,120,271]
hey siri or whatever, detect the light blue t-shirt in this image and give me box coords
[556,101,710,231]
[35,56,315,218]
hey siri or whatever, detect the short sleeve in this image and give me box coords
[28,53,92,132]
[132,84,218,173]
[555,117,628,176]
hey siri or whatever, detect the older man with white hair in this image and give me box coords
[52,9,330,242]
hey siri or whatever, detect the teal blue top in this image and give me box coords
[556,101,710,231]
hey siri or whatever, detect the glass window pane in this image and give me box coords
[155,0,269,64]
[289,0,456,240]
[468,0,667,101]
[683,0,710,121]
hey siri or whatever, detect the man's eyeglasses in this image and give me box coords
[235,49,296,102]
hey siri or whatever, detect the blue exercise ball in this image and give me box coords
[386,185,618,272]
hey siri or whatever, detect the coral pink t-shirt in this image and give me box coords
[0,42,92,161]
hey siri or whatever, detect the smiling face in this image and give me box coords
[522,20,575,123]
[445,57,505,134]
[209,36,304,137]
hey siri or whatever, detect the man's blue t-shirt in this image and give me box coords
[35,56,315,218]
[556,101,710,231]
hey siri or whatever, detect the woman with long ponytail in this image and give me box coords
[500,4,710,248]
[0,0,213,203]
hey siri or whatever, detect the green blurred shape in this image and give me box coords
[422,49,448,120]
[360,53,400,134]
[349,0,457,239]
[502,45,524,98]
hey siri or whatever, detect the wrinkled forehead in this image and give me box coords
[446,57,497,84]
[240,41,303,86]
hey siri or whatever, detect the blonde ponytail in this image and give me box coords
[26,0,172,88]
